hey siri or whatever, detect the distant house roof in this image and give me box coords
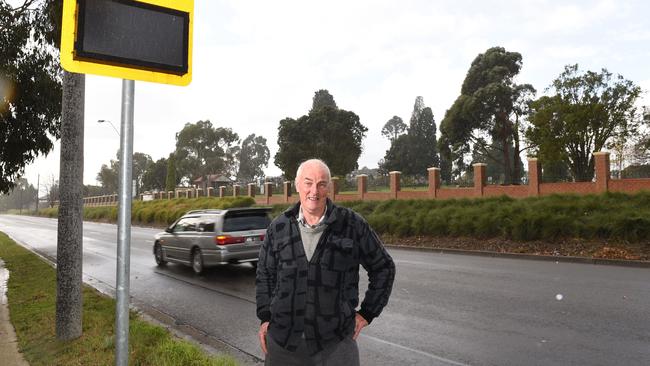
[193,174,232,184]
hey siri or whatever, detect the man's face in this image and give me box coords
[296,162,330,216]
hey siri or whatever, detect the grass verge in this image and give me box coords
[267,192,650,260]
[0,232,238,366]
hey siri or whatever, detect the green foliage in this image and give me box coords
[165,153,178,192]
[0,233,238,366]
[526,64,643,181]
[96,151,153,194]
[236,134,270,183]
[133,152,154,195]
[381,115,407,142]
[97,161,119,194]
[142,156,169,192]
[274,90,368,180]
[382,97,439,175]
[68,197,257,226]
[267,192,650,242]
[441,46,535,185]
[310,89,337,112]
[472,141,525,184]
[0,177,37,211]
[0,0,62,193]
[174,120,239,186]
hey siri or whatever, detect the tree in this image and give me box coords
[380,134,413,173]
[96,151,152,194]
[236,134,270,183]
[440,46,535,185]
[42,174,59,208]
[96,160,119,194]
[381,116,407,142]
[407,104,439,174]
[142,157,168,192]
[310,89,337,112]
[0,177,37,211]
[471,141,524,183]
[381,97,439,176]
[438,135,453,184]
[526,64,642,181]
[174,120,239,189]
[0,0,62,193]
[165,153,177,192]
[132,152,153,195]
[83,184,103,197]
[275,90,367,180]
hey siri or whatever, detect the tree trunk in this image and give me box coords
[56,71,85,340]
[500,118,512,185]
[513,127,521,185]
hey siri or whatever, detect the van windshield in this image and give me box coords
[223,211,271,232]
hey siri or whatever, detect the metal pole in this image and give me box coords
[116,79,134,366]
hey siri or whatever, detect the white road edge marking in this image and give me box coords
[361,333,471,366]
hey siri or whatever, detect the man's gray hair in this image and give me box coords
[295,159,332,185]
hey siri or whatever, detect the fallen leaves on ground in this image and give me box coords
[382,235,649,261]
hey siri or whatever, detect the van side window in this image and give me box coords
[198,221,215,232]
[173,217,197,232]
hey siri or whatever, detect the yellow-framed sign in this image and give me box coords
[61,0,193,86]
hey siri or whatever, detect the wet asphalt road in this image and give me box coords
[1,214,649,365]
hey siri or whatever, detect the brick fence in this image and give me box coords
[82,152,650,207]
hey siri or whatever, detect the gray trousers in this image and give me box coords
[265,335,360,366]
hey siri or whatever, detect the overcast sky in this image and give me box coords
[22,0,650,188]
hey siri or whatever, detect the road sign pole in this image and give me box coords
[116,79,135,366]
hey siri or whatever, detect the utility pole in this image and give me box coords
[56,70,85,340]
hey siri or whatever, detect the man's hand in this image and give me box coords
[259,321,270,354]
[353,313,369,340]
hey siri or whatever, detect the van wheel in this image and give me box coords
[154,243,167,266]
[192,248,204,274]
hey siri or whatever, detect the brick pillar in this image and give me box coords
[233,185,241,197]
[427,167,440,198]
[357,174,368,200]
[197,188,203,197]
[264,182,273,205]
[247,183,256,197]
[528,158,541,197]
[473,163,487,197]
[330,177,340,200]
[168,191,174,199]
[219,186,226,198]
[389,171,401,199]
[283,181,292,203]
[207,187,214,197]
[594,151,610,193]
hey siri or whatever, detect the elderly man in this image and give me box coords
[256,159,395,366]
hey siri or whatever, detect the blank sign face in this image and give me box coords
[75,0,189,74]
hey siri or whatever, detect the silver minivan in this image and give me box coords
[153,207,271,274]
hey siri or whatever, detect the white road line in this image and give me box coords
[362,334,471,366]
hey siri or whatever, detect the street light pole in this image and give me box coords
[98,119,120,137]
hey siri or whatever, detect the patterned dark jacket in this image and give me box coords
[256,199,395,355]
